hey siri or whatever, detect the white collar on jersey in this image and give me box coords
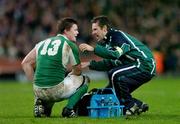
[57,34,69,40]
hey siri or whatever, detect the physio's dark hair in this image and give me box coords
[91,15,111,30]
[57,17,78,33]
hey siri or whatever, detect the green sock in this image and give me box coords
[66,84,88,109]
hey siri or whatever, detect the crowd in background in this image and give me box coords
[0,0,179,74]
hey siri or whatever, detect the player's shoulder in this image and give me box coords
[66,40,78,51]
[56,34,76,45]
[56,34,78,50]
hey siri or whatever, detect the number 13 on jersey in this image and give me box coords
[40,39,61,56]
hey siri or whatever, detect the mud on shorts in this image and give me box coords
[33,75,89,102]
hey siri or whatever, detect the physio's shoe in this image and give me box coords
[62,107,77,118]
[125,103,139,116]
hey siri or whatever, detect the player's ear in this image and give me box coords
[64,29,70,36]
[64,29,68,34]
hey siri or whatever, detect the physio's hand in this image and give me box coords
[81,62,90,69]
[79,43,94,52]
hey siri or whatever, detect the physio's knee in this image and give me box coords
[108,70,113,78]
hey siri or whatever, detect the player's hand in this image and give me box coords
[79,43,94,52]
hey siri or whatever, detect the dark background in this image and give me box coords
[0,0,179,80]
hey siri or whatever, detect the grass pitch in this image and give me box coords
[0,76,180,124]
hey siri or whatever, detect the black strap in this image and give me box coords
[76,75,86,91]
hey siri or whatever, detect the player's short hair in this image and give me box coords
[91,15,111,30]
[57,17,78,33]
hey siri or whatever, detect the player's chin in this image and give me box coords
[72,37,77,42]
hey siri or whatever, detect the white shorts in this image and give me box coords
[33,75,89,102]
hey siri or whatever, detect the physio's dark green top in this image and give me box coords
[89,29,156,75]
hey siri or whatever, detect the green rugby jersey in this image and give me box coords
[89,29,156,75]
[34,34,80,87]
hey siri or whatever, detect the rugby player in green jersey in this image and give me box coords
[22,18,89,118]
[80,16,156,116]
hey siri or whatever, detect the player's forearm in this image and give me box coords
[21,47,36,81]
[22,63,34,81]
